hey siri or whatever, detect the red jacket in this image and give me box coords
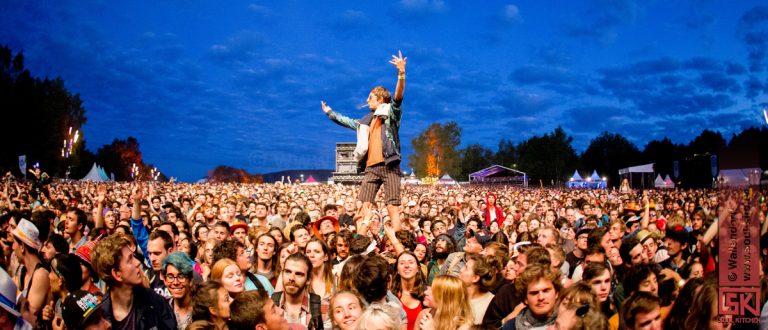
[483,193,505,227]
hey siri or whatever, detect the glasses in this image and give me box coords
[575,304,590,317]
[165,273,190,283]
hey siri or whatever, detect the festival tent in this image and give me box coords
[654,174,674,189]
[301,175,319,185]
[618,163,655,188]
[403,171,421,185]
[80,163,110,181]
[717,168,761,187]
[567,170,585,188]
[664,175,675,188]
[438,174,457,185]
[468,165,528,187]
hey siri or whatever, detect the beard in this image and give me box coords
[433,251,449,259]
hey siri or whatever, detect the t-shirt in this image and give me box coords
[366,117,385,166]
[113,303,136,330]
[471,292,495,324]
[150,271,172,301]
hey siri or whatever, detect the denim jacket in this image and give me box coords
[325,99,402,172]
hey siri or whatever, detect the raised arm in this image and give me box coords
[390,51,406,103]
[321,101,359,130]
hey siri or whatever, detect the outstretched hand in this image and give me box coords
[321,101,332,114]
[390,51,407,73]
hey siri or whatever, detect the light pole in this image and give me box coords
[61,126,79,180]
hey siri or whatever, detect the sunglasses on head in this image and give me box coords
[575,304,590,317]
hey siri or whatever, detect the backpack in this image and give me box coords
[271,291,324,330]
[245,272,266,292]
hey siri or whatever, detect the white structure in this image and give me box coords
[718,168,761,187]
[80,163,111,182]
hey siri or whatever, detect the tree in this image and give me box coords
[409,122,461,177]
[0,46,87,177]
[457,144,494,181]
[495,138,517,168]
[642,138,680,181]
[580,132,641,187]
[679,130,726,188]
[517,127,578,186]
[96,137,144,181]
[207,165,263,183]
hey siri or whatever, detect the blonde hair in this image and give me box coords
[431,275,473,329]
[210,258,238,281]
[357,303,401,330]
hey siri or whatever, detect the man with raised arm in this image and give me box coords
[321,51,407,231]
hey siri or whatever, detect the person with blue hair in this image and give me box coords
[163,252,196,330]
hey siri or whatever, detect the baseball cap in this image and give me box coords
[62,290,105,330]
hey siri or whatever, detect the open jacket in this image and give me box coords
[325,99,402,172]
[102,286,177,330]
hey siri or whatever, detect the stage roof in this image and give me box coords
[469,165,526,179]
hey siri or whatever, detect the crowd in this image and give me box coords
[0,173,767,330]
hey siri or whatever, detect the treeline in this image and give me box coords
[409,122,768,188]
[0,46,165,181]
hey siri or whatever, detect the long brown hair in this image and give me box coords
[391,251,426,300]
[306,237,334,297]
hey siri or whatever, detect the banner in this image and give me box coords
[673,161,679,178]
[18,155,26,177]
[710,155,718,177]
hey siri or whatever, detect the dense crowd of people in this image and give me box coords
[0,173,766,330]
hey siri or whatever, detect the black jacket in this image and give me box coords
[102,287,178,330]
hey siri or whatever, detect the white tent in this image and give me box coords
[589,170,601,182]
[654,174,674,188]
[403,171,421,185]
[438,174,457,185]
[80,163,110,182]
[570,170,584,182]
[664,175,675,188]
[718,168,761,187]
[619,163,655,188]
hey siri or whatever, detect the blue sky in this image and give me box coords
[2,1,767,181]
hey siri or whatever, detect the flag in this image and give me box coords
[18,155,26,177]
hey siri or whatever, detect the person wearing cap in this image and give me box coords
[659,226,690,274]
[636,229,668,264]
[440,228,488,278]
[565,227,591,278]
[92,234,177,330]
[41,253,84,328]
[10,219,49,327]
[0,267,32,330]
[312,216,339,240]
[60,290,111,330]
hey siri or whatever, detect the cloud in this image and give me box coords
[736,6,768,72]
[393,0,447,19]
[504,4,522,23]
[247,4,274,17]
[325,10,377,39]
[208,30,268,67]
[564,0,645,44]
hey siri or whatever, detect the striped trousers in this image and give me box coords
[359,163,401,205]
